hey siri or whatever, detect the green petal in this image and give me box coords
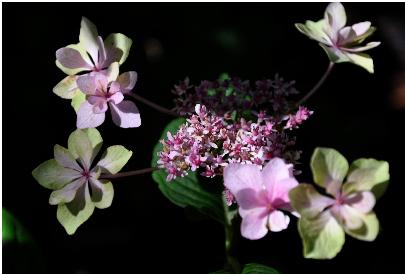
[57,183,95,235]
[105,33,132,65]
[55,44,90,75]
[295,19,331,45]
[79,17,99,62]
[96,145,132,174]
[352,26,376,44]
[68,128,103,169]
[32,159,80,190]
[71,90,86,113]
[319,43,350,63]
[90,179,114,209]
[344,212,379,241]
[289,184,334,219]
[106,62,119,82]
[344,158,389,199]
[299,211,345,259]
[310,147,349,195]
[53,75,80,99]
[345,52,374,73]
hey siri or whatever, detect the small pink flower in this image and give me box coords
[285,106,313,129]
[76,70,141,128]
[224,158,298,240]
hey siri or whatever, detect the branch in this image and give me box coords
[296,61,334,106]
[128,93,178,117]
[100,167,158,180]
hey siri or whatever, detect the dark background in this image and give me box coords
[3,3,405,274]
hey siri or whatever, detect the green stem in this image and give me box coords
[222,196,241,274]
[296,61,334,106]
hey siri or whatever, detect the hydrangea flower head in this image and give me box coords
[289,147,389,259]
[296,2,380,73]
[32,128,133,234]
[224,158,299,240]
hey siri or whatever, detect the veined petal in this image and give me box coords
[344,191,375,214]
[310,147,349,197]
[268,210,290,232]
[32,159,81,190]
[236,188,267,218]
[240,207,269,240]
[109,91,124,105]
[79,17,100,65]
[298,210,345,259]
[224,164,263,195]
[71,91,87,113]
[261,158,298,203]
[57,183,95,235]
[68,128,103,170]
[96,145,132,175]
[56,44,93,75]
[344,158,389,198]
[344,52,374,73]
[344,212,379,241]
[105,33,132,65]
[89,178,114,209]
[53,75,80,99]
[77,73,107,95]
[117,71,138,94]
[289,184,335,219]
[49,177,86,205]
[76,101,106,129]
[341,41,380,53]
[324,2,347,32]
[295,19,332,46]
[106,62,119,82]
[54,144,82,171]
[110,100,141,128]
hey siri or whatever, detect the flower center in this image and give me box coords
[81,170,91,179]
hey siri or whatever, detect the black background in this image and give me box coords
[3,3,405,274]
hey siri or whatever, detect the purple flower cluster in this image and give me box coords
[157,104,312,181]
[172,75,299,117]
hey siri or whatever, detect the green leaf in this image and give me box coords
[310,147,349,195]
[151,118,225,224]
[71,90,86,113]
[96,145,133,174]
[3,208,33,244]
[32,159,78,190]
[344,212,379,241]
[218,72,230,82]
[242,263,281,274]
[298,211,345,259]
[345,52,374,74]
[105,33,132,65]
[57,184,95,235]
[53,75,80,99]
[345,158,389,199]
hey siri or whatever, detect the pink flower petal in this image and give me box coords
[117,71,138,94]
[261,158,298,203]
[268,210,290,232]
[96,36,107,69]
[108,91,124,105]
[109,100,141,128]
[76,101,106,128]
[236,188,267,218]
[345,191,375,214]
[49,177,86,205]
[56,47,93,70]
[240,208,269,240]
[109,81,121,94]
[336,205,364,230]
[223,164,263,195]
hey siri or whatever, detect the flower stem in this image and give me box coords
[100,167,158,180]
[128,93,178,117]
[222,196,241,274]
[296,61,334,106]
